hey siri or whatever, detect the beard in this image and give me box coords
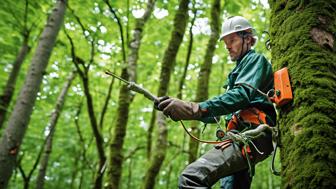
[230,55,238,61]
[229,52,239,61]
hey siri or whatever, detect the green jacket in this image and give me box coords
[199,50,276,125]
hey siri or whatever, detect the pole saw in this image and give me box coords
[105,70,230,144]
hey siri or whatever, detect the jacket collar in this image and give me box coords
[236,49,254,66]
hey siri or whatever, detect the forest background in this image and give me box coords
[1,0,334,188]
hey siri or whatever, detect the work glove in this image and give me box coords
[154,96,170,111]
[214,139,232,151]
[157,97,203,121]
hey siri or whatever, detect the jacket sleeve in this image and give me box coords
[198,54,272,121]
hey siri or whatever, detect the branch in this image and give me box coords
[63,29,85,78]
[103,0,126,63]
[124,146,145,160]
[18,163,27,181]
[23,0,29,34]
[67,5,90,40]
[177,0,197,99]
[74,102,94,170]
[87,38,95,72]
[66,5,96,73]
[99,73,115,129]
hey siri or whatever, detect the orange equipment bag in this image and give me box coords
[270,67,293,107]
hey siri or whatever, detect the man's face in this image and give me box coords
[223,33,244,61]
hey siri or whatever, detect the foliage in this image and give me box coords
[0,0,280,188]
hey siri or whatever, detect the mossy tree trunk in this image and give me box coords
[188,0,221,163]
[0,0,66,187]
[141,0,189,189]
[269,1,336,188]
[107,1,155,188]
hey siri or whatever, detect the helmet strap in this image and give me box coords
[237,31,252,60]
[239,37,245,60]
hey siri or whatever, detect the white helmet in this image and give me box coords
[219,16,254,40]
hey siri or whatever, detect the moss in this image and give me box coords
[270,0,336,188]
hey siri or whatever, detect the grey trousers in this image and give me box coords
[178,133,273,189]
[220,169,252,189]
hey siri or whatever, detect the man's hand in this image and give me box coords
[214,139,232,151]
[154,96,170,111]
[156,97,203,121]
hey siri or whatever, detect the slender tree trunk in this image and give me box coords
[177,2,197,100]
[166,165,172,189]
[0,0,31,130]
[35,72,76,189]
[142,1,189,189]
[107,1,155,188]
[73,103,95,188]
[70,153,80,189]
[99,77,115,129]
[146,110,156,159]
[188,0,221,163]
[0,36,30,129]
[126,158,133,189]
[65,8,107,188]
[0,0,66,187]
[269,0,336,188]
[80,76,107,189]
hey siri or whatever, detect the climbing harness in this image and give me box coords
[232,67,293,176]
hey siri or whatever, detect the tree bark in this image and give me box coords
[188,0,221,163]
[177,2,197,100]
[269,0,336,188]
[35,72,76,189]
[141,0,189,189]
[81,76,107,189]
[107,1,155,188]
[0,0,31,129]
[0,36,30,129]
[99,77,115,129]
[146,110,156,159]
[0,0,66,187]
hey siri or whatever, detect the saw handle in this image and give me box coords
[128,82,159,102]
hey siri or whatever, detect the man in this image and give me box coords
[155,16,275,188]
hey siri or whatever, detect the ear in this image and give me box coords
[245,36,253,45]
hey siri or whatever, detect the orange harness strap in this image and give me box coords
[227,107,267,131]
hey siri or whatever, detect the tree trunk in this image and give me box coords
[107,1,155,188]
[80,76,106,189]
[146,110,156,159]
[99,77,115,129]
[269,0,336,188]
[0,36,30,129]
[65,9,107,188]
[35,72,76,189]
[141,0,189,188]
[0,0,66,187]
[177,2,197,100]
[188,0,221,163]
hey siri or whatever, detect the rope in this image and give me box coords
[180,121,277,177]
[179,121,225,144]
[226,130,265,177]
